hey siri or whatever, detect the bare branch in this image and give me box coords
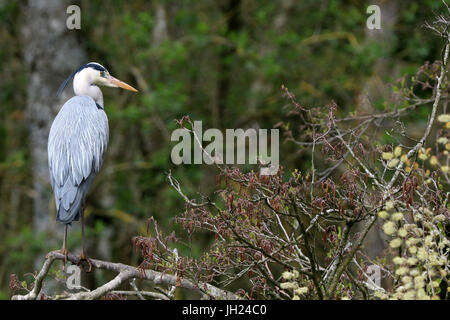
[11,251,241,300]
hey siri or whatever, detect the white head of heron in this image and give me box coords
[59,62,138,108]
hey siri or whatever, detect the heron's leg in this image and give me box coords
[60,224,69,271]
[77,200,92,273]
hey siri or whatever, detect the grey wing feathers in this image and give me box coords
[48,96,109,224]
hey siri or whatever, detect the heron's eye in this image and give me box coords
[100,71,106,78]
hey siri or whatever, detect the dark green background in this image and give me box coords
[0,0,443,298]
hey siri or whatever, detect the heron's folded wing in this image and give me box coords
[48,96,109,221]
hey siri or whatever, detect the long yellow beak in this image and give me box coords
[108,76,138,92]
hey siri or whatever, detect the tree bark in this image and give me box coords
[217,0,242,126]
[21,0,85,234]
[357,0,398,291]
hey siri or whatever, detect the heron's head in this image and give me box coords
[58,62,138,97]
[81,63,138,91]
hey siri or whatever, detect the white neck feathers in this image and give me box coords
[73,68,104,108]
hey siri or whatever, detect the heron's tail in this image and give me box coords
[55,173,96,224]
[56,194,82,224]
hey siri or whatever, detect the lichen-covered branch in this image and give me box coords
[11,251,240,300]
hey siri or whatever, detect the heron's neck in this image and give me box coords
[73,75,104,108]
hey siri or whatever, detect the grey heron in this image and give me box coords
[48,62,137,271]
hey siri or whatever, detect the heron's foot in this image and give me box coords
[59,248,69,272]
[77,251,92,273]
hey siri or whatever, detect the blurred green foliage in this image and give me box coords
[0,0,445,297]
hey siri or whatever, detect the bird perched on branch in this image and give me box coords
[48,62,138,271]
